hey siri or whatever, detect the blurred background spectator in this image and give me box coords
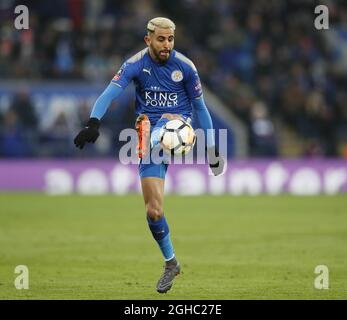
[0,0,347,158]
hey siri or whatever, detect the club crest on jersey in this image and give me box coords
[171,70,183,82]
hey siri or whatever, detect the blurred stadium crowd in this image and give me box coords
[0,0,347,158]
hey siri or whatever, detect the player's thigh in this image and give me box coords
[160,113,191,124]
[141,177,165,219]
[161,113,182,120]
[141,177,164,207]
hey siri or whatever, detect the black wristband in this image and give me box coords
[86,117,100,129]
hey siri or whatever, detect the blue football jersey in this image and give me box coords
[110,48,203,125]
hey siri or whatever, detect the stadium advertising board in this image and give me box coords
[0,159,346,195]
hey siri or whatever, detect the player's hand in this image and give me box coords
[74,117,100,149]
[207,146,225,176]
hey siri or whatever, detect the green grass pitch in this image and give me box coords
[0,193,346,300]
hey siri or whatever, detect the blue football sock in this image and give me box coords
[147,215,175,261]
[151,117,170,147]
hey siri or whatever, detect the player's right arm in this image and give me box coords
[74,61,137,149]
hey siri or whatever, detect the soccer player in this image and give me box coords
[74,17,225,293]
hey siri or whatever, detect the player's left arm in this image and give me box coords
[186,67,225,176]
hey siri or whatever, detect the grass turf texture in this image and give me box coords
[0,193,346,300]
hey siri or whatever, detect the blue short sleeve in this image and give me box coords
[111,61,139,89]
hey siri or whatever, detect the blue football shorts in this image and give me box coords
[138,156,169,179]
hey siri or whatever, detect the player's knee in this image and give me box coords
[146,203,163,221]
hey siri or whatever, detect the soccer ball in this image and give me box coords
[159,119,196,155]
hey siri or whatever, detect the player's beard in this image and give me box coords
[151,46,171,63]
